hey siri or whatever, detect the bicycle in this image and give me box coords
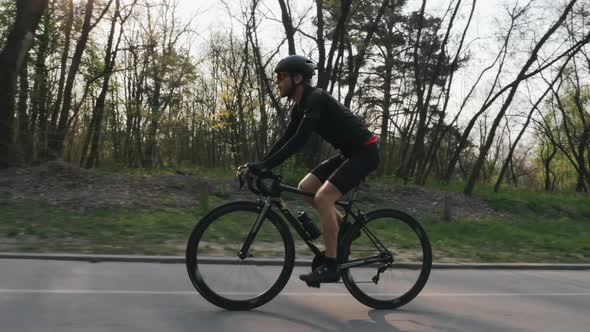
[186,171,432,310]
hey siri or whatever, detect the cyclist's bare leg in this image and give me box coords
[313,181,343,258]
[298,173,344,223]
[298,173,322,208]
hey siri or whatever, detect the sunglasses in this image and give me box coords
[275,72,289,81]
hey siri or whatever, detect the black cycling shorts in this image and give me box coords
[310,143,380,194]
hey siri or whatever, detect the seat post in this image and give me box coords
[349,185,361,202]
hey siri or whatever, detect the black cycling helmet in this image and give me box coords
[274,55,317,78]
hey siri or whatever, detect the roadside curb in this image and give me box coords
[1,253,590,270]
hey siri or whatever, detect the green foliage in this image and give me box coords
[532,76,590,191]
[0,0,16,48]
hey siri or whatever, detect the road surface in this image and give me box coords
[0,259,588,331]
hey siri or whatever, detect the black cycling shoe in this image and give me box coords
[299,262,340,288]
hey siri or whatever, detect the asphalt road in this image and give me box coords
[1,259,589,332]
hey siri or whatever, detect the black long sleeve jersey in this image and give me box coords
[261,86,374,170]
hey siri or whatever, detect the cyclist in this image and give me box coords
[238,55,380,287]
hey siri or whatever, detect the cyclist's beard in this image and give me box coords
[287,77,298,100]
[277,80,292,99]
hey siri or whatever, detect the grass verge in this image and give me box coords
[1,179,589,262]
[0,199,200,255]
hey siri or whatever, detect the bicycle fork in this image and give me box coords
[238,199,272,259]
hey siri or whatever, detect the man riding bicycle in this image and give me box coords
[238,55,380,287]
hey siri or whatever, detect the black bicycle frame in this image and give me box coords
[238,180,393,269]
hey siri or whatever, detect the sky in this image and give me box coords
[168,0,567,144]
[178,0,509,83]
[178,0,515,78]
[181,0,503,39]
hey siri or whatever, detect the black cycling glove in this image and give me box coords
[248,161,268,175]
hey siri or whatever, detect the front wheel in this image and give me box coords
[186,201,295,310]
[339,209,432,309]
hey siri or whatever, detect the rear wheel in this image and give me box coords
[186,201,295,310]
[339,209,432,309]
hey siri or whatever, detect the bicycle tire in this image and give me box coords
[339,209,432,309]
[186,201,295,310]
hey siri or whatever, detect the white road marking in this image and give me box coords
[0,289,589,297]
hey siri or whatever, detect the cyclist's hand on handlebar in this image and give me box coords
[236,162,264,187]
[247,161,267,176]
[236,164,252,182]
[236,164,246,178]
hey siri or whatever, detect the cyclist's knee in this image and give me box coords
[297,181,312,192]
[298,174,322,207]
[303,195,316,208]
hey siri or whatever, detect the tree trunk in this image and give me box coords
[398,0,427,180]
[18,57,32,164]
[542,143,557,191]
[0,0,48,168]
[46,0,73,161]
[256,65,268,159]
[50,0,97,159]
[86,0,121,168]
[277,0,295,55]
[144,80,162,169]
[575,128,590,192]
[315,0,326,85]
[31,7,51,163]
[317,0,353,90]
[377,45,393,176]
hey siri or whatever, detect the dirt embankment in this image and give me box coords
[0,161,497,220]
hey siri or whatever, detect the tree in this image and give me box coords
[493,57,571,192]
[48,0,114,159]
[29,2,55,163]
[138,0,196,168]
[416,0,477,184]
[0,0,48,168]
[538,71,590,191]
[83,0,137,168]
[361,0,407,175]
[464,0,589,195]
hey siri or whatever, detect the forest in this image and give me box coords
[1,0,589,195]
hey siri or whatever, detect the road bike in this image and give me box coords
[186,171,432,310]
